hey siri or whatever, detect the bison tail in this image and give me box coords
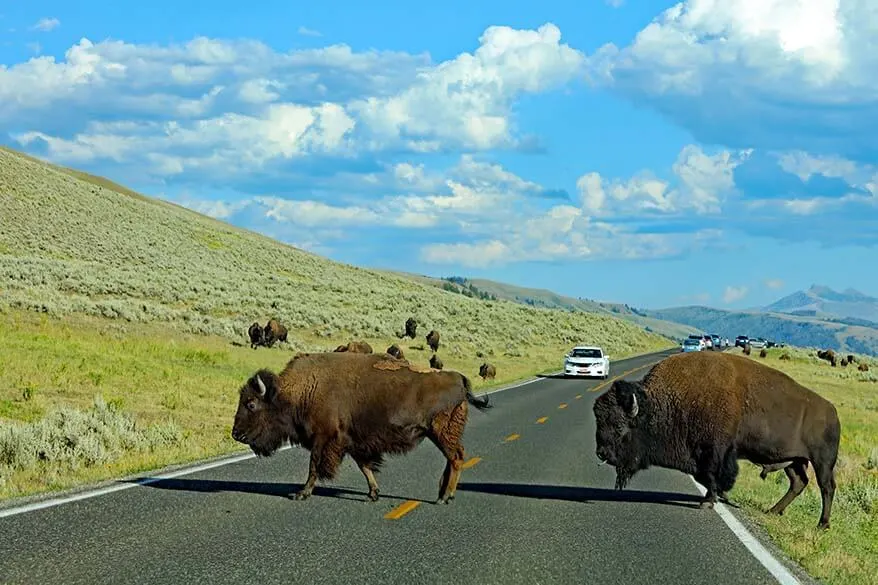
[463,374,492,411]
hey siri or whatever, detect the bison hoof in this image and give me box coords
[367,490,380,502]
[699,500,715,510]
[291,490,312,501]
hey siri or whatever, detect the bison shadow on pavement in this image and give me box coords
[456,482,704,509]
[126,478,434,504]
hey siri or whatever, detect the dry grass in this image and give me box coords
[0,147,674,499]
[729,347,878,585]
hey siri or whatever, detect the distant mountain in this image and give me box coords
[386,271,702,341]
[644,305,878,357]
[764,284,878,324]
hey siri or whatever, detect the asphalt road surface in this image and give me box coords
[0,348,793,585]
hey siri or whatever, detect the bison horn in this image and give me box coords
[256,375,267,397]
[629,394,639,418]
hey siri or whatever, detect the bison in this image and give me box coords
[859,362,870,372]
[230,352,491,503]
[333,340,373,354]
[426,330,440,352]
[593,351,840,529]
[248,322,264,349]
[429,354,444,370]
[386,344,405,360]
[405,317,418,339]
[263,319,288,348]
[479,363,496,380]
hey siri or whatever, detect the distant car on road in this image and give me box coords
[681,338,702,352]
[702,334,714,350]
[748,338,767,349]
[710,334,722,349]
[564,346,610,379]
[735,335,749,348]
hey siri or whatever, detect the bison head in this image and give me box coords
[592,379,649,489]
[231,370,289,457]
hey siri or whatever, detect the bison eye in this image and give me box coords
[246,401,256,411]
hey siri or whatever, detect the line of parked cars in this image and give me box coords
[734,335,785,349]
[681,333,730,352]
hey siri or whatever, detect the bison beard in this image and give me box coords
[231,352,491,504]
[593,352,841,529]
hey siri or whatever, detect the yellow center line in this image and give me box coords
[504,433,520,442]
[575,394,583,400]
[536,416,548,424]
[461,456,482,469]
[558,403,568,409]
[384,500,420,520]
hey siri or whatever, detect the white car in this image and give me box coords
[564,346,610,379]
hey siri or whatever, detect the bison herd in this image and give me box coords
[232,319,843,531]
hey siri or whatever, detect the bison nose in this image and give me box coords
[231,428,244,442]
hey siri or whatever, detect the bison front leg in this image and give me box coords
[292,447,321,501]
[292,436,344,501]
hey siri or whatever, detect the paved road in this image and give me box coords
[0,349,787,585]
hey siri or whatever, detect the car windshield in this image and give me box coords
[570,349,601,358]
[683,339,699,346]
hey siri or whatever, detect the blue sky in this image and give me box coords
[2,0,876,310]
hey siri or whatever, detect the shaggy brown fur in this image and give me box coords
[859,362,869,372]
[248,322,264,349]
[817,349,838,367]
[593,351,840,529]
[840,358,848,367]
[333,340,373,354]
[479,363,496,380]
[405,317,418,339]
[426,330,440,352]
[231,352,491,504]
[429,354,444,370]
[262,319,288,348]
[386,344,405,360]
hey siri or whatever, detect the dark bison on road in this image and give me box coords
[593,351,840,529]
[263,319,288,347]
[231,352,491,504]
[248,322,264,349]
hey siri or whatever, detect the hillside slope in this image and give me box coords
[387,271,700,340]
[0,146,673,363]
[646,305,878,356]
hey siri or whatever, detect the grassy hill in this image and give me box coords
[386,271,701,340]
[646,305,878,356]
[0,145,674,499]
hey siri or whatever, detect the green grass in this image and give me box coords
[0,146,674,499]
[729,346,878,585]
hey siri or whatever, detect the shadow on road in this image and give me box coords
[126,478,434,504]
[456,482,703,509]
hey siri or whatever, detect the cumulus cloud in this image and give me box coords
[31,18,60,32]
[764,278,785,290]
[4,23,584,183]
[585,0,878,161]
[297,26,322,37]
[723,285,749,304]
[577,144,751,216]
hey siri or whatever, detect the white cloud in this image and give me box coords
[297,26,322,38]
[723,285,749,303]
[585,0,878,161]
[764,278,785,290]
[577,144,751,216]
[31,18,60,32]
[605,0,626,7]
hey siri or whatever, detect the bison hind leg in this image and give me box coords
[767,459,810,518]
[428,401,468,504]
[351,452,383,502]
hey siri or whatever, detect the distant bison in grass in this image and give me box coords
[759,348,768,358]
[405,317,418,339]
[430,354,444,370]
[248,322,265,349]
[859,362,870,372]
[386,344,405,360]
[262,319,288,348]
[742,345,751,355]
[334,341,373,354]
[230,352,491,503]
[426,330,440,352]
[478,363,496,380]
[593,351,840,529]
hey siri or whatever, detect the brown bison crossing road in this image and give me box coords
[0,349,803,585]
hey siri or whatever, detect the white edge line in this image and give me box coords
[0,350,669,519]
[688,477,801,585]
